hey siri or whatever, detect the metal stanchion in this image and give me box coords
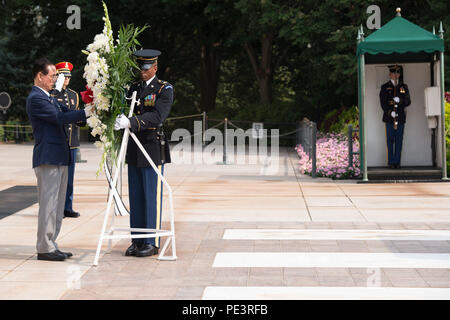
[347,124,360,177]
[223,118,228,164]
[306,122,311,159]
[348,124,354,168]
[15,125,19,143]
[75,150,87,163]
[76,129,87,163]
[296,121,301,146]
[202,111,207,147]
[311,122,317,178]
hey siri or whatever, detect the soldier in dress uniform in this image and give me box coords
[51,61,86,218]
[379,64,411,169]
[114,49,173,257]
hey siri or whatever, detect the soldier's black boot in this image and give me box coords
[136,244,159,257]
[125,243,139,256]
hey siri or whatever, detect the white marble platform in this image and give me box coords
[213,252,450,268]
[223,229,450,241]
[202,286,450,300]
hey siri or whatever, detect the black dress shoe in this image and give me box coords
[37,251,66,261]
[136,244,159,257]
[56,250,73,258]
[125,243,139,256]
[64,210,80,218]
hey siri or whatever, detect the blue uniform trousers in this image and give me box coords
[64,148,78,212]
[128,164,164,247]
[385,122,404,166]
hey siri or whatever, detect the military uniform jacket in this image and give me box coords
[51,88,85,148]
[126,76,173,167]
[379,80,411,124]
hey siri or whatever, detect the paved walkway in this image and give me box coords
[0,143,449,299]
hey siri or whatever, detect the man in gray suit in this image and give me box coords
[26,58,93,261]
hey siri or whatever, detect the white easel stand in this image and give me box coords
[93,91,177,266]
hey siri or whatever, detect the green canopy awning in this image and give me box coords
[357,16,444,56]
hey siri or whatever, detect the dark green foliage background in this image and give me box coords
[0,0,449,130]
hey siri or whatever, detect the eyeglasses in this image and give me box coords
[44,73,58,80]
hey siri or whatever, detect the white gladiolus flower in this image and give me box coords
[90,128,99,137]
[82,3,132,170]
[87,51,99,63]
[94,141,104,150]
[87,114,101,128]
[86,33,111,53]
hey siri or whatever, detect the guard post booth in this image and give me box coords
[356,8,447,181]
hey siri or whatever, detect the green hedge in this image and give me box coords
[1,119,33,142]
[320,105,359,134]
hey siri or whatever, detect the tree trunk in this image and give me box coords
[200,43,221,112]
[245,32,274,105]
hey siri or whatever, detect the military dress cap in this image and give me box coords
[55,61,73,76]
[388,64,402,73]
[133,49,161,70]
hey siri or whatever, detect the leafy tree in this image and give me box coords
[0,0,449,131]
[231,0,304,105]
[0,0,104,121]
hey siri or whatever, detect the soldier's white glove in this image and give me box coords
[391,111,396,118]
[393,97,400,103]
[114,114,130,130]
[54,73,65,92]
[84,104,95,117]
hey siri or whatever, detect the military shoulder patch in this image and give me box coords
[157,79,173,90]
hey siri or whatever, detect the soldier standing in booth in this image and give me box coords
[51,61,85,218]
[114,49,173,257]
[379,64,411,169]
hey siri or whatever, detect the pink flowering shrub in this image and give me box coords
[296,133,361,179]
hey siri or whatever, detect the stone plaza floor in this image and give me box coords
[0,142,449,300]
